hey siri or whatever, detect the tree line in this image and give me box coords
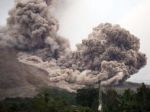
[0,83,150,112]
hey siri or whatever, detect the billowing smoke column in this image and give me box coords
[0,0,147,92]
[58,23,147,86]
[18,23,147,92]
[0,0,70,59]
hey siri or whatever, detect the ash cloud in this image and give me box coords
[0,0,147,92]
[58,23,147,87]
[18,23,146,92]
[0,0,70,59]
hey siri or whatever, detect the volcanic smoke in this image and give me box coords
[0,0,147,92]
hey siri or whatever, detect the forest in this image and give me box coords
[0,83,150,112]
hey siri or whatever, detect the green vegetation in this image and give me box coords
[101,83,150,112]
[0,88,93,112]
[0,84,150,112]
[76,88,99,112]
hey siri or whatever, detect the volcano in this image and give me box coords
[0,47,50,99]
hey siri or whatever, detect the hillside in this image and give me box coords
[0,47,50,99]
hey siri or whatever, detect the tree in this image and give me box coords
[76,88,99,111]
[102,89,121,112]
[136,83,150,111]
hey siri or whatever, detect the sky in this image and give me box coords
[0,0,150,84]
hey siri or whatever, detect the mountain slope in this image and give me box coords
[0,47,50,99]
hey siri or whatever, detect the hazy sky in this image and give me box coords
[0,0,150,84]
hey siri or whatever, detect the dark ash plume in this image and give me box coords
[0,0,70,59]
[0,0,147,92]
[18,23,146,91]
[58,23,147,86]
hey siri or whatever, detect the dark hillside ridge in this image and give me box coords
[0,47,50,99]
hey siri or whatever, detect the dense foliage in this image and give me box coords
[0,84,150,112]
[101,83,150,112]
[0,88,93,112]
